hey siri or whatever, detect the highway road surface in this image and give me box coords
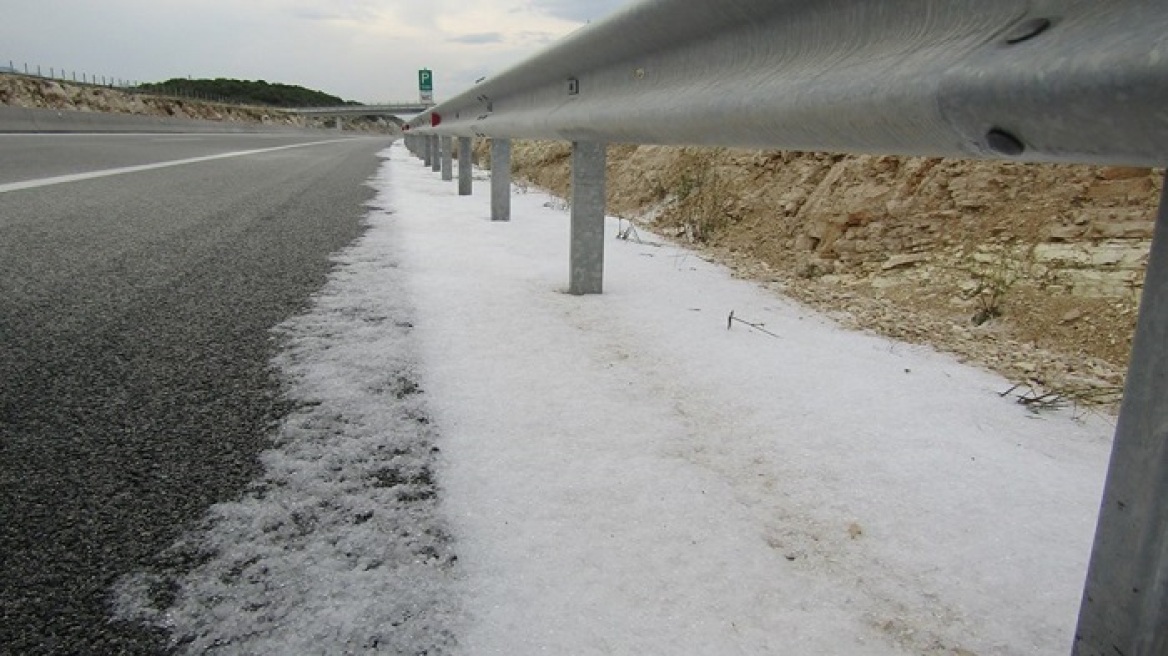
[0,132,393,653]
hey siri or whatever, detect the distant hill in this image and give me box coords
[138,78,361,108]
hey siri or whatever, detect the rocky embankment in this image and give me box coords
[0,73,394,133]
[479,141,1165,412]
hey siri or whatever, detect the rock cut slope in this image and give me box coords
[479,140,1164,411]
[0,73,394,133]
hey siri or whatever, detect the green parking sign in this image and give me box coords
[419,69,433,92]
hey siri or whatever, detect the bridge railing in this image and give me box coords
[403,2,1168,654]
[287,104,434,116]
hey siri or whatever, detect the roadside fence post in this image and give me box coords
[568,141,606,295]
[491,139,512,222]
[441,137,453,182]
[458,137,473,196]
[1074,177,1168,656]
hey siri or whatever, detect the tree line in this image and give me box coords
[138,78,360,108]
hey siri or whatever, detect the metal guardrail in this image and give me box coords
[2,60,138,88]
[288,103,433,116]
[403,2,1168,655]
[408,0,1168,167]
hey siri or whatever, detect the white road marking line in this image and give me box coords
[0,138,355,194]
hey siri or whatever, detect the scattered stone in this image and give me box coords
[1048,226,1084,242]
[794,234,818,251]
[881,253,928,271]
[1098,166,1151,181]
[1089,221,1155,240]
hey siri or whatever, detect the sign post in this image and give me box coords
[419,69,434,104]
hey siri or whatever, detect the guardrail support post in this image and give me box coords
[568,141,606,295]
[423,136,434,167]
[430,136,441,173]
[491,139,512,222]
[1074,177,1168,656]
[441,137,453,182]
[458,137,473,196]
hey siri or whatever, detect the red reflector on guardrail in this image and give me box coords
[431,113,442,127]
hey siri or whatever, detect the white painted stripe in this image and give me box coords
[0,138,356,194]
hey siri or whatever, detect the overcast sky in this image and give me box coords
[1,0,631,103]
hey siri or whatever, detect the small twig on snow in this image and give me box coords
[999,382,1067,412]
[727,310,781,339]
[616,219,643,243]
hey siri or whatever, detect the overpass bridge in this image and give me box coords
[287,103,434,117]
[287,103,435,130]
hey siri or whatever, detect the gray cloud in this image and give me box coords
[448,32,506,45]
[0,0,628,104]
[515,30,558,45]
[524,0,629,22]
[288,1,384,24]
[292,8,341,21]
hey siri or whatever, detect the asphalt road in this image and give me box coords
[0,133,352,184]
[0,132,393,654]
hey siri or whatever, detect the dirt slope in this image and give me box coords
[478,141,1165,412]
[0,73,393,133]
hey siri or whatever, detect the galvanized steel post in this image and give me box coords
[423,136,434,167]
[491,139,512,222]
[441,136,453,182]
[458,137,473,196]
[430,135,441,173]
[1074,179,1168,656]
[568,141,606,295]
